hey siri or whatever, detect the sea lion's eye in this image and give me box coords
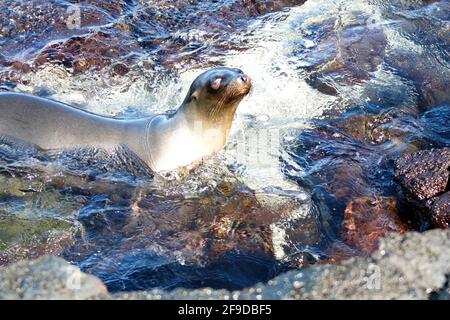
[211,77,222,91]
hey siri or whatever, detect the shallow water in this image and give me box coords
[0,0,449,291]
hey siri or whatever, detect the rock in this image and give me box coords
[421,105,450,147]
[34,31,138,75]
[394,148,450,228]
[330,107,421,146]
[426,193,450,229]
[386,50,450,109]
[341,196,410,254]
[382,1,450,109]
[0,255,107,299]
[111,229,450,300]
[64,175,323,291]
[0,0,307,84]
[395,148,450,200]
[295,12,387,94]
[331,110,396,145]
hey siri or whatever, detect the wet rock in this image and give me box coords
[395,148,450,228]
[220,0,307,18]
[381,1,450,108]
[386,50,450,109]
[111,62,130,76]
[426,192,450,229]
[331,110,394,145]
[112,229,450,300]
[0,0,307,84]
[0,255,107,299]
[34,31,139,74]
[330,107,424,147]
[0,1,116,56]
[294,12,387,94]
[62,173,282,291]
[341,196,410,254]
[0,211,79,265]
[287,122,380,230]
[58,157,325,291]
[421,105,450,147]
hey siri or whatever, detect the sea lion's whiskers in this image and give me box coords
[209,94,227,121]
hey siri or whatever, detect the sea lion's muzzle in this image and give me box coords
[228,72,252,99]
[238,74,252,93]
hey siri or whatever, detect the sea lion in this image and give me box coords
[0,67,251,171]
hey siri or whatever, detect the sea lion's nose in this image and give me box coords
[240,75,251,85]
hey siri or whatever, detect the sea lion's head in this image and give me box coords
[181,67,252,125]
[148,67,252,171]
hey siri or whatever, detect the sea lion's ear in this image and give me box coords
[190,92,198,101]
[211,77,222,90]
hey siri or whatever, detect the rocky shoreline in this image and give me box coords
[1,229,448,300]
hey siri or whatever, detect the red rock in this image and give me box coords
[341,196,410,254]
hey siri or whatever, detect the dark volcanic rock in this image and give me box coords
[341,196,410,254]
[426,193,450,228]
[395,148,450,228]
[395,148,450,201]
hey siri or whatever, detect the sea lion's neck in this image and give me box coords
[176,101,237,147]
[136,102,237,172]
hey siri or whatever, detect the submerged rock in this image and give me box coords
[386,50,450,109]
[382,1,450,109]
[294,11,387,95]
[341,196,410,254]
[395,148,450,228]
